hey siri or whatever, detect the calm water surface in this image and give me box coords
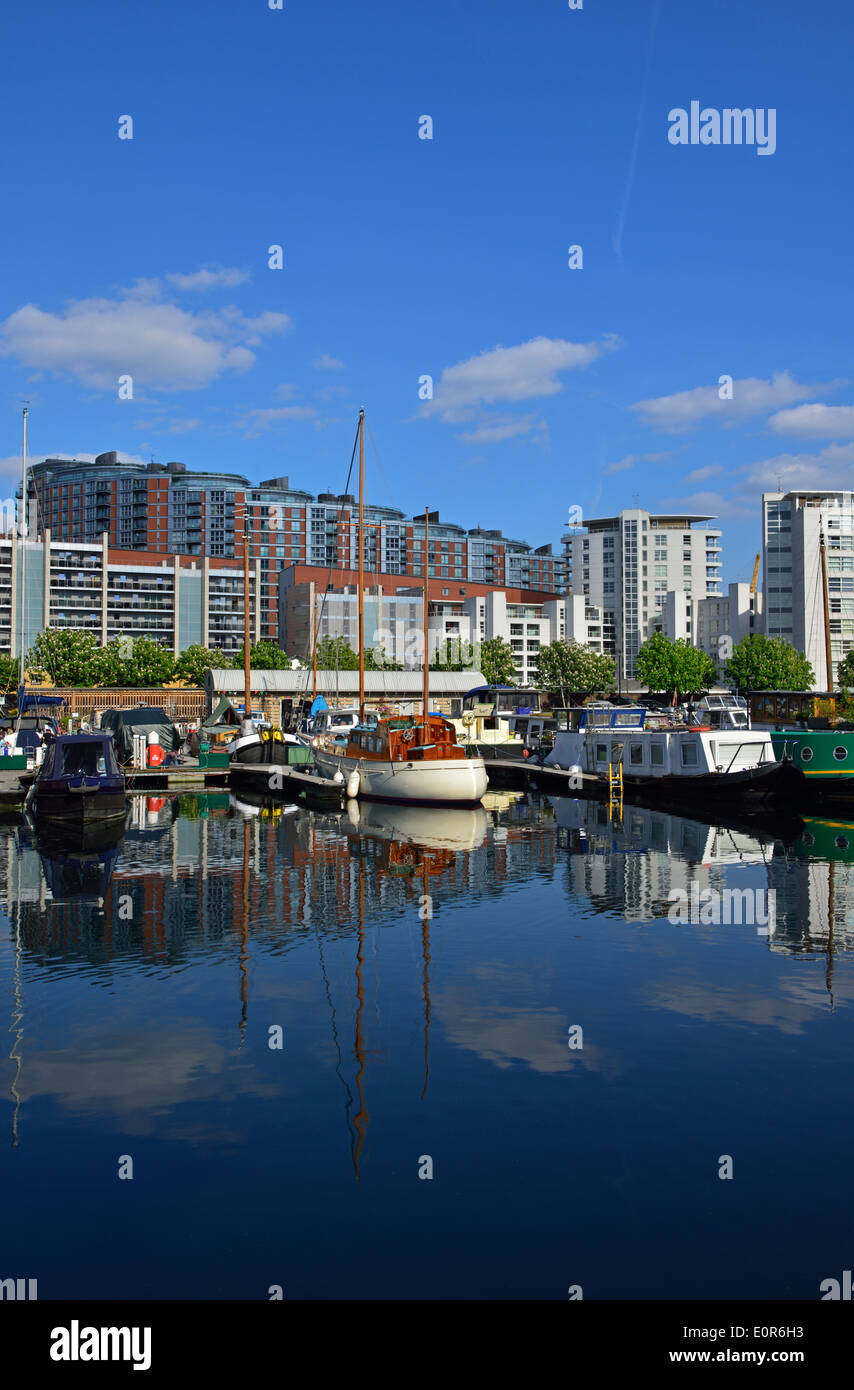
[1,790,851,1299]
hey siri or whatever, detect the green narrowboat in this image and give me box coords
[770,729,854,807]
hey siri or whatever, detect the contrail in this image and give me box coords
[613,0,664,262]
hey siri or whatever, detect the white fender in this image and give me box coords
[346,770,360,799]
[332,768,345,785]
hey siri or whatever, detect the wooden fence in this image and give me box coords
[39,688,207,720]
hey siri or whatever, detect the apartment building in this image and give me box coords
[763,490,854,689]
[2,532,260,661]
[26,457,563,652]
[661,582,763,681]
[279,569,566,683]
[563,509,723,682]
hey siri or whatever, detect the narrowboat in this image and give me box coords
[769,729,854,808]
[30,733,127,824]
[542,705,803,806]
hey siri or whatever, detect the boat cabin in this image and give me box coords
[345,715,468,764]
[688,694,750,731]
[547,705,776,779]
[41,733,121,782]
[310,707,373,740]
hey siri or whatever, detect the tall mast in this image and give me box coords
[358,409,365,723]
[312,589,318,702]
[19,406,27,691]
[243,498,252,724]
[819,518,834,691]
[423,506,429,731]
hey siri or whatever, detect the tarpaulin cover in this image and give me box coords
[100,707,182,764]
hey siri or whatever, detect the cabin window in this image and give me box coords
[834,746,848,761]
[681,742,698,767]
[595,743,607,762]
[630,744,643,764]
[800,747,813,762]
[836,835,850,850]
[650,743,664,766]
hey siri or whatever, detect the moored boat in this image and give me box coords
[543,705,803,805]
[313,713,488,806]
[30,733,127,824]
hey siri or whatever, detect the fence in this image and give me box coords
[35,688,207,721]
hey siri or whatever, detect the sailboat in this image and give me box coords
[312,410,488,806]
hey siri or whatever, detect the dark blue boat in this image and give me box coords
[32,733,127,825]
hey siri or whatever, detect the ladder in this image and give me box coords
[607,748,623,822]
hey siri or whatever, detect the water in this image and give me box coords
[0,790,851,1300]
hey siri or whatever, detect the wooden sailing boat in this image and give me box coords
[312,411,488,806]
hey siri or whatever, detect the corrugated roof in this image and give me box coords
[206,669,485,694]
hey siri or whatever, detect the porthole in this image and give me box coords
[835,835,850,850]
[802,832,815,847]
[833,746,848,761]
[800,747,813,762]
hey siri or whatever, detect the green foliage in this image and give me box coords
[314,636,360,670]
[635,633,716,698]
[174,645,229,686]
[836,652,854,689]
[0,652,20,692]
[477,637,517,686]
[27,628,101,686]
[725,634,815,693]
[535,640,615,705]
[430,638,477,672]
[118,635,176,688]
[248,639,293,670]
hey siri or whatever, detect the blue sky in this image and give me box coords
[0,0,851,583]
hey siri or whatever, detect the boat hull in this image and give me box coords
[33,786,127,823]
[613,757,803,804]
[314,747,488,805]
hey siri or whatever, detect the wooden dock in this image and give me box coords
[229,762,345,809]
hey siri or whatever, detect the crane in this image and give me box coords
[750,553,760,595]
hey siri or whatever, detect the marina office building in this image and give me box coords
[762,489,854,690]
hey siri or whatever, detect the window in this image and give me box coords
[650,743,664,766]
[681,743,698,767]
[630,744,643,765]
[595,743,607,762]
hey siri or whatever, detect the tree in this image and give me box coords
[635,633,716,700]
[174,645,232,685]
[27,628,100,686]
[835,651,854,690]
[0,653,20,693]
[535,640,615,706]
[118,635,176,688]
[314,636,359,670]
[430,638,476,672]
[725,634,814,693]
[248,639,293,670]
[478,637,516,686]
[90,638,125,686]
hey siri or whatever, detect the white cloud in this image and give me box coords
[424,334,620,422]
[165,266,251,292]
[631,372,840,432]
[685,464,723,483]
[237,405,316,438]
[655,489,748,520]
[312,353,345,371]
[737,442,854,493]
[457,414,542,445]
[605,454,637,475]
[767,403,854,439]
[0,294,288,391]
